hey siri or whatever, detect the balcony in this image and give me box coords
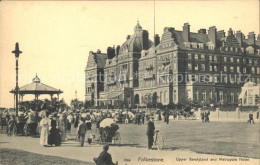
[145,65,154,71]
[143,74,155,80]
[107,81,117,86]
[162,59,171,66]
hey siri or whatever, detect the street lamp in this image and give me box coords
[12,42,22,116]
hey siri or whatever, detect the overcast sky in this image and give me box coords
[0,1,259,108]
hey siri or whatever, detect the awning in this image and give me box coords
[107,92,122,99]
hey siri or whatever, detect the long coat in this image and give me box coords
[146,121,155,136]
[39,118,49,146]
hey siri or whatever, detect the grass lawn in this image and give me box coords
[0,148,95,165]
[117,120,260,158]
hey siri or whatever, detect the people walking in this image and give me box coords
[77,118,87,147]
[146,116,155,150]
[247,113,255,124]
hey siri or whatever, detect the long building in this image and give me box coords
[85,22,260,108]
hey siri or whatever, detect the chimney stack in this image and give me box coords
[235,30,243,47]
[248,32,255,45]
[182,23,190,42]
[97,49,101,54]
[107,47,115,59]
[126,35,130,40]
[142,30,149,50]
[198,29,206,34]
[228,28,233,36]
[154,34,160,47]
[208,26,217,46]
[217,30,225,39]
[116,45,120,56]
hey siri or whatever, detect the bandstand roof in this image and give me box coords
[10,74,63,95]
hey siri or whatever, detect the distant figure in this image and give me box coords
[146,117,155,150]
[247,113,255,124]
[201,111,205,122]
[93,145,117,165]
[204,111,210,123]
[48,119,61,146]
[39,113,50,147]
[257,111,259,119]
[77,118,87,146]
[164,110,170,124]
[7,116,16,136]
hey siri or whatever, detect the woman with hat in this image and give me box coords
[39,111,50,146]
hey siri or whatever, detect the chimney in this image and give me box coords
[97,49,101,54]
[208,26,217,46]
[198,29,206,34]
[248,32,255,45]
[182,23,190,42]
[107,47,115,59]
[142,30,149,50]
[126,35,130,40]
[235,30,243,46]
[154,34,160,47]
[217,30,225,39]
[116,45,120,56]
[228,28,233,36]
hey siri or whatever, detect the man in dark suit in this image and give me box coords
[146,117,155,150]
[78,118,87,146]
[93,144,117,165]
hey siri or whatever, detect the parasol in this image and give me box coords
[100,118,115,128]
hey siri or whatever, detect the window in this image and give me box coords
[230,66,234,72]
[209,90,213,99]
[230,76,235,84]
[201,64,205,71]
[224,57,227,62]
[122,64,128,70]
[214,65,218,71]
[188,63,192,70]
[194,64,199,70]
[209,56,212,61]
[243,67,247,74]
[201,54,205,60]
[249,59,252,64]
[237,67,240,73]
[214,76,218,83]
[237,58,240,63]
[243,59,247,64]
[252,67,255,74]
[195,54,198,60]
[224,66,227,72]
[230,58,233,63]
[230,92,234,103]
[198,43,204,49]
[195,90,199,101]
[202,91,206,101]
[209,65,213,72]
[224,76,228,83]
[188,53,192,59]
[214,56,218,62]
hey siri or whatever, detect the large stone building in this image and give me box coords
[85,22,260,108]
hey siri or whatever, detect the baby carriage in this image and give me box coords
[98,118,121,145]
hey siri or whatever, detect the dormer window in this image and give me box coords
[191,42,198,49]
[198,43,204,49]
[184,42,191,48]
[225,47,229,51]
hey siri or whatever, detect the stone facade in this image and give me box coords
[85,22,260,107]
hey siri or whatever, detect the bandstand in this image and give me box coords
[10,74,63,105]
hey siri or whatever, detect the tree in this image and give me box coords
[71,99,84,110]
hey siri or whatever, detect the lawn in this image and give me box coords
[116,120,260,158]
[0,148,95,165]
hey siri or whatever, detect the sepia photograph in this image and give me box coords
[0,1,259,165]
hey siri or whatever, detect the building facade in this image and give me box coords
[85,22,260,107]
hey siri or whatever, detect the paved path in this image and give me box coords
[0,134,259,165]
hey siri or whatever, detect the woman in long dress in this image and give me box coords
[39,113,50,146]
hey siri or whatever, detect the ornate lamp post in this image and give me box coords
[12,42,22,116]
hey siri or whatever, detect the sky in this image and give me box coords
[0,1,259,108]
